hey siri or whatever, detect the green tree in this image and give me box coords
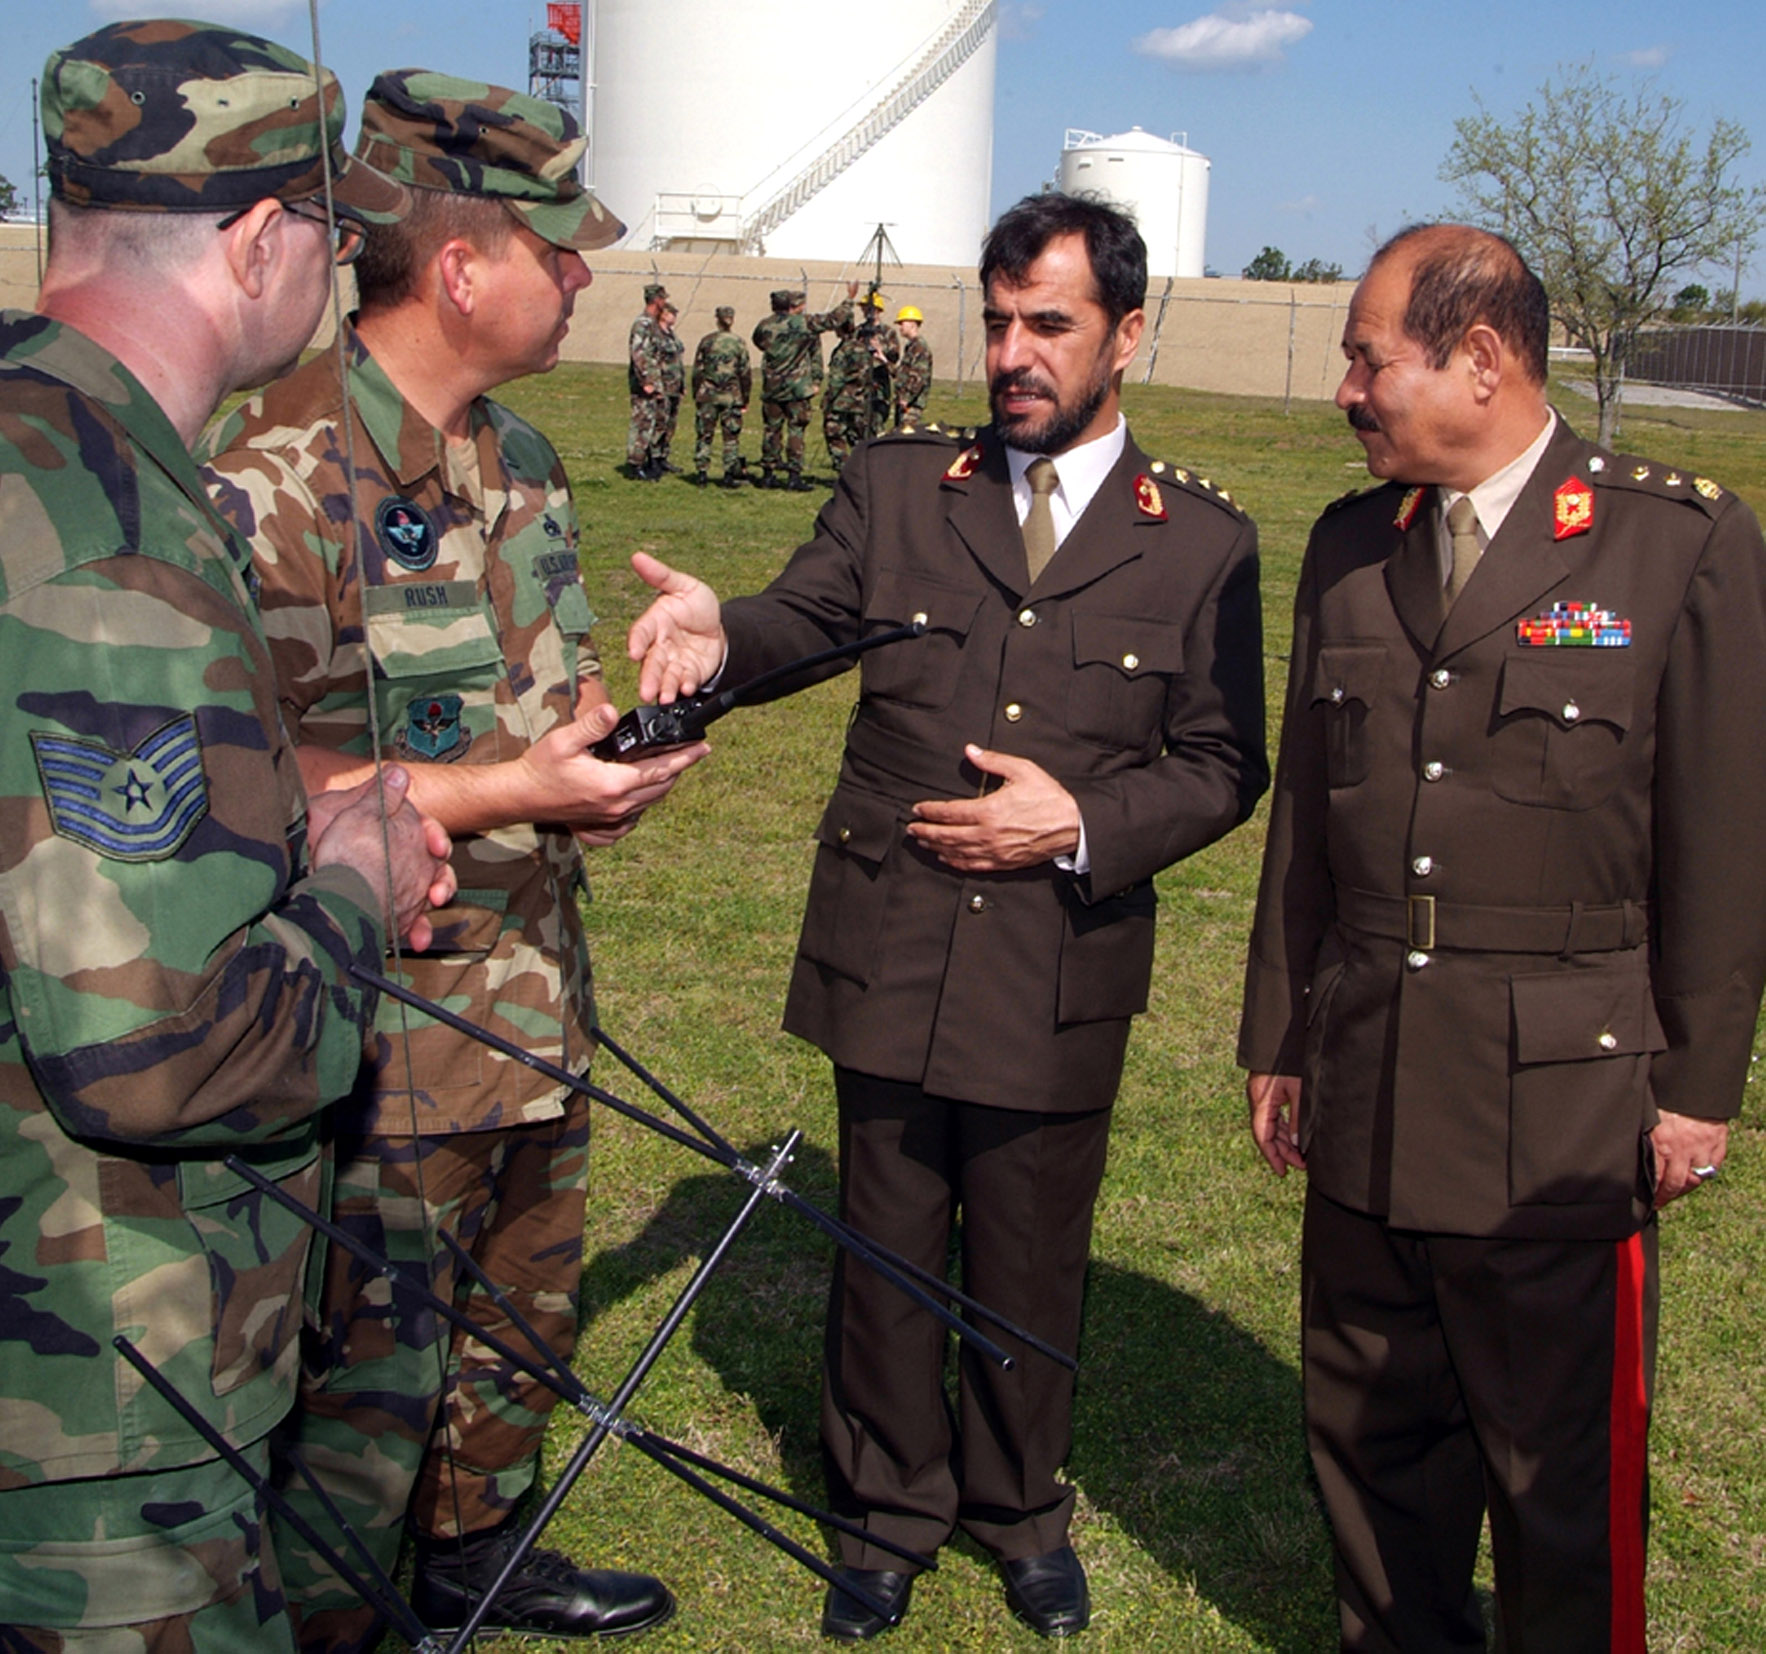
[1442,63,1764,445]
[1670,282,1711,321]
[1242,246,1292,282]
[1292,256,1345,284]
[0,174,17,218]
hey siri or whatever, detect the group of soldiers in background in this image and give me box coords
[627,281,935,491]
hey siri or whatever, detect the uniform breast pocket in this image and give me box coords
[1065,613,1184,750]
[366,585,507,764]
[1492,652,1634,809]
[1310,643,1387,789]
[858,567,983,711]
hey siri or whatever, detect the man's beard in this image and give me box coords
[990,354,1114,455]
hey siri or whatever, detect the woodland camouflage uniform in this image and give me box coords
[693,307,752,477]
[203,68,630,1652]
[896,331,934,425]
[753,289,853,482]
[627,286,670,470]
[654,309,686,468]
[0,20,399,1650]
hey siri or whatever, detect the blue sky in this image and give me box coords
[4,1,1763,292]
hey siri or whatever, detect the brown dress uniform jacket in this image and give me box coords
[1239,419,1766,1239]
[722,424,1267,1110]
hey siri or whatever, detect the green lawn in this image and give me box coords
[395,367,1766,1651]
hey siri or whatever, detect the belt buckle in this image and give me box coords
[1407,894,1436,950]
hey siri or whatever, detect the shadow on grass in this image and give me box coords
[580,1147,1335,1651]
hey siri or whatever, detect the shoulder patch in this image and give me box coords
[1148,458,1248,521]
[31,715,209,862]
[1592,452,1727,517]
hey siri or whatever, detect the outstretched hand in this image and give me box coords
[627,551,726,703]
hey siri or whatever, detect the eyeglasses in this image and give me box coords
[215,199,366,266]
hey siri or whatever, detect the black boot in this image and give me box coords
[410,1520,674,1640]
[760,467,777,489]
[691,469,709,486]
[786,469,813,492]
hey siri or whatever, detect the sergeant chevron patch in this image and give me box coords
[31,714,209,861]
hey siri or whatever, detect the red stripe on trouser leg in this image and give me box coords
[1609,1231,1648,1654]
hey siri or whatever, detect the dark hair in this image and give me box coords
[1375,223,1550,386]
[354,186,515,313]
[980,191,1147,327]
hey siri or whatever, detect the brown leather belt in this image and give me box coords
[1335,887,1649,954]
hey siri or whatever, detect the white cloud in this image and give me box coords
[1619,44,1671,68]
[90,0,307,24]
[1278,194,1320,216]
[999,2,1048,43]
[1134,7,1313,72]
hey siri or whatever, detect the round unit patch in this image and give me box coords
[376,496,438,572]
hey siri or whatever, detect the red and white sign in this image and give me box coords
[547,3,582,44]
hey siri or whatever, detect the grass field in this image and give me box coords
[394,366,1766,1652]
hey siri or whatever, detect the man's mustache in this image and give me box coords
[990,367,1056,403]
[1347,404,1380,433]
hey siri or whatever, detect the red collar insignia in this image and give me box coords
[944,445,981,481]
[1553,476,1594,540]
[1393,487,1425,531]
[1134,475,1167,520]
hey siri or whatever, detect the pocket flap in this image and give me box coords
[1511,964,1665,1064]
[813,786,902,864]
[864,567,985,637]
[1500,653,1634,731]
[1070,613,1184,677]
[1311,643,1386,709]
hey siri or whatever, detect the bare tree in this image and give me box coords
[1442,63,1764,445]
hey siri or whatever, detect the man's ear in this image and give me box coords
[1463,322,1504,402]
[218,198,287,300]
[1111,307,1146,378]
[436,239,479,317]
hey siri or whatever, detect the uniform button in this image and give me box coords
[1004,703,1023,722]
[912,610,928,626]
[1562,700,1580,722]
[1412,855,1433,876]
[838,827,851,844]
[1330,686,1345,704]
[1017,608,1037,627]
[1429,668,1451,689]
[968,894,987,913]
[1122,652,1139,671]
[1423,761,1445,782]
[1406,950,1430,970]
[1598,1031,1618,1051]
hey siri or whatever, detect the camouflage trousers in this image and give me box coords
[627,393,669,467]
[823,401,873,474]
[656,394,682,465]
[694,400,745,473]
[759,397,812,474]
[897,392,928,428]
[272,1107,590,1654]
[0,1449,294,1652]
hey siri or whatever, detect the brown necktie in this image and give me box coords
[1445,494,1481,606]
[1023,458,1060,584]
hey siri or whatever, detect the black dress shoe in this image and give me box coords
[412,1523,674,1640]
[1001,1545,1090,1637]
[820,1567,913,1640]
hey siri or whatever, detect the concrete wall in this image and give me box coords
[1,227,1355,404]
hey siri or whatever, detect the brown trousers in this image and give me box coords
[1302,1189,1657,1654]
[820,1068,1113,1568]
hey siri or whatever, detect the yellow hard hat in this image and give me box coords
[896,305,924,323]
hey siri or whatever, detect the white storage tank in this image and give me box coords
[1056,128,1210,280]
[588,0,997,268]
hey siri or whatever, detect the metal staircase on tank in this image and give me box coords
[735,0,996,253]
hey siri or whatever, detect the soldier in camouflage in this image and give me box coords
[823,292,900,475]
[691,305,752,485]
[895,305,934,426]
[654,300,686,473]
[627,282,670,479]
[203,71,698,1651]
[753,281,858,490]
[0,22,452,1652]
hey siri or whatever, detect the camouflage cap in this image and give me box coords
[356,70,624,251]
[715,305,735,323]
[771,288,803,309]
[41,19,405,221]
[643,282,668,303]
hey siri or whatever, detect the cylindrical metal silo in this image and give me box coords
[1056,128,1210,280]
[588,0,996,268]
